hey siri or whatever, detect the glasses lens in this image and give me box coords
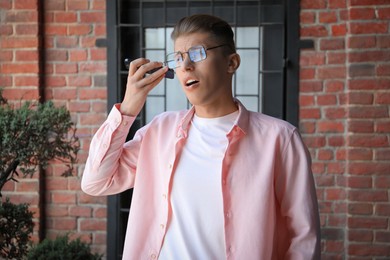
[188,46,206,63]
[166,52,182,69]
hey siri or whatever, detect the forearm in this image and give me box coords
[81,104,138,196]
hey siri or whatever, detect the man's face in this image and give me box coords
[174,32,235,116]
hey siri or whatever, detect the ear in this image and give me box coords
[227,53,240,74]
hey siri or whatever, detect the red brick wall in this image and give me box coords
[0,0,107,256]
[1,0,389,258]
[300,0,390,258]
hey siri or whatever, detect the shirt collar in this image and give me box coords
[176,98,249,138]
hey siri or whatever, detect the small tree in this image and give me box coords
[0,89,80,195]
[0,198,34,259]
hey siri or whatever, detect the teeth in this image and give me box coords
[186,79,198,86]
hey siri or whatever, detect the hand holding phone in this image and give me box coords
[124,58,174,79]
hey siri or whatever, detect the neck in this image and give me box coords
[194,98,238,118]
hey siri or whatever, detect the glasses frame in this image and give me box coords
[166,44,227,69]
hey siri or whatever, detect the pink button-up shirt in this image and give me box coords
[81,100,321,260]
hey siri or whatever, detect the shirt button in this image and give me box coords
[122,121,128,126]
[103,144,108,149]
[151,253,157,259]
[226,212,231,218]
[162,194,167,199]
[160,224,165,229]
[169,164,173,169]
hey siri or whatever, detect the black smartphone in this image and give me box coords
[124,58,174,79]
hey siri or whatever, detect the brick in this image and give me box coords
[1,37,39,48]
[348,36,376,49]
[90,49,106,60]
[14,0,37,9]
[319,11,337,23]
[45,24,67,35]
[325,107,347,119]
[15,24,38,35]
[46,50,68,61]
[302,136,326,148]
[327,52,346,64]
[349,106,388,119]
[349,230,373,242]
[349,8,376,20]
[80,219,106,231]
[301,0,327,9]
[349,50,390,63]
[350,22,388,34]
[320,38,345,50]
[46,0,65,10]
[317,67,346,79]
[349,162,389,175]
[349,79,390,90]
[80,12,106,23]
[51,218,77,230]
[47,206,68,217]
[378,7,390,19]
[299,81,323,92]
[376,121,390,133]
[1,63,39,73]
[55,63,78,74]
[375,93,390,105]
[318,121,344,133]
[300,11,316,24]
[348,64,375,77]
[348,92,373,105]
[14,76,39,87]
[93,207,107,218]
[376,204,390,216]
[349,134,388,147]
[68,24,92,35]
[348,203,373,215]
[2,88,39,100]
[300,25,329,37]
[93,75,107,87]
[350,0,390,6]
[375,149,390,161]
[349,243,390,257]
[325,81,344,92]
[78,88,107,100]
[377,64,390,76]
[327,162,345,174]
[348,120,374,133]
[326,188,346,200]
[300,108,321,119]
[5,11,38,22]
[348,176,372,188]
[317,94,337,106]
[69,49,88,61]
[54,12,77,23]
[46,76,67,87]
[348,216,388,229]
[52,88,77,100]
[374,176,390,189]
[79,62,106,73]
[329,0,346,8]
[51,192,76,204]
[56,37,78,48]
[331,24,347,37]
[68,101,91,112]
[348,190,388,202]
[67,0,89,10]
[376,231,390,243]
[300,95,315,107]
[94,24,106,36]
[15,50,39,61]
[92,0,105,10]
[65,78,87,92]
[322,228,345,240]
[69,206,92,217]
[92,101,107,112]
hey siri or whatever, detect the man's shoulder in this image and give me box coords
[247,111,296,134]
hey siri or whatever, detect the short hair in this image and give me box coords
[171,14,236,54]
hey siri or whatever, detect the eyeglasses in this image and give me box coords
[166,44,227,69]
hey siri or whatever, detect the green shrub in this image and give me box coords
[27,234,103,260]
[0,198,34,259]
[0,89,79,195]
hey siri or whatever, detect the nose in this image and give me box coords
[179,53,194,71]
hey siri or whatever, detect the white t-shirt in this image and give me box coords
[159,111,238,260]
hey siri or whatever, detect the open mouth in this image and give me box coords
[185,79,199,87]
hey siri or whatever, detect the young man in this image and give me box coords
[82,14,321,259]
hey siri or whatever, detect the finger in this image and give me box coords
[134,61,165,79]
[138,66,168,88]
[128,58,150,76]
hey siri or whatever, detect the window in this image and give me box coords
[106,1,299,258]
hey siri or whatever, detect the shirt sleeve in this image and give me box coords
[275,129,321,259]
[81,104,143,196]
